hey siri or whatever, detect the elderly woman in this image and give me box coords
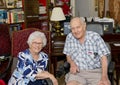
[8,31,58,85]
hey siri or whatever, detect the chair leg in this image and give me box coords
[108,72,114,85]
[116,69,120,85]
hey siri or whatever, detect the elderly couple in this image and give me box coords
[8,17,110,85]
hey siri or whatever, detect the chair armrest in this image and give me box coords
[0,56,13,79]
[43,78,53,85]
[108,61,115,85]
[63,61,70,73]
[64,61,115,74]
[108,61,115,73]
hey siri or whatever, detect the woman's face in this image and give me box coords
[29,38,43,54]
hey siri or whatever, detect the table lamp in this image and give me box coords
[50,7,66,36]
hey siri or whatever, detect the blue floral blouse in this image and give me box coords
[8,49,48,85]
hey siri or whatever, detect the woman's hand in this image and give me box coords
[48,74,58,85]
[36,71,58,85]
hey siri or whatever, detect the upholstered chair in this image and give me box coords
[64,23,115,85]
[0,24,11,57]
[86,23,115,85]
[0,24,12,83]
[0,28,53,85]
[11,28,53,85]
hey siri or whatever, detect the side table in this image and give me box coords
[110,44,120,85]
[51,35,66,76]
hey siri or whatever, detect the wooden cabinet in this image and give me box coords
[0,0,24,33]
[24,0,50,30]
[24,0,39,27]
[0,0,50,31]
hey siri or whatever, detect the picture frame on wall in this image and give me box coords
[5,0,15,8]
[0,0,6,8]
[63,22,71,35]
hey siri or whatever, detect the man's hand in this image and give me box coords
[70,62,79,74]
[97,76,111,85]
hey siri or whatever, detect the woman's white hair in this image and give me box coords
[27,31,47,47]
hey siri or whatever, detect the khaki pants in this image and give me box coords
[65,68,102,85]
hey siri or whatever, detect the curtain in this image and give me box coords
[109,0,120,24]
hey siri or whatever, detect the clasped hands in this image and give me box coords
[36,71,58,85]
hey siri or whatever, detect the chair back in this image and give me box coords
[86,23,111,64]
[86,23,104,36]
[11,28,52,72]
[0,24,11,56]
[12,28,51,57]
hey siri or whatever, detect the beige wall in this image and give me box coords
[70,0,109,17]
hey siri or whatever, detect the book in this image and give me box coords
[9,24,21,36]
[6,9,24,23]
[0,10,7,23]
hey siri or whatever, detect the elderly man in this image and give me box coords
[63,17,111,85]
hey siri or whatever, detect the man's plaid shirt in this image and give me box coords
[63,31,110,70]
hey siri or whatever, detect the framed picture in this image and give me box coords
[0,0,6,8]
[63,22,71,35]
[6,0,15,8]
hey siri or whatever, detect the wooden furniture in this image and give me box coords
[51,35,66,76]
[24,0,50,30]
[0,0,50,32]
[102,34,120,85]
[0,0,24,32]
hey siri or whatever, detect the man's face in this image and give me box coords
[70,20,86,39]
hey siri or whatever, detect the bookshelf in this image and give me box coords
[0,0,24,34]
[0,0,50,34]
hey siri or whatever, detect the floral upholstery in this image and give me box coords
[0,24,11,56]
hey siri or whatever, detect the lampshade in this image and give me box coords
[50,7,66,21]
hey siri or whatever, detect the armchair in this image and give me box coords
[11,28,53,85]
[0,24,12,82]
[64,23,115,85]
[0,24,11,56]
[0,26,53,85]
[86,23,115,85]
